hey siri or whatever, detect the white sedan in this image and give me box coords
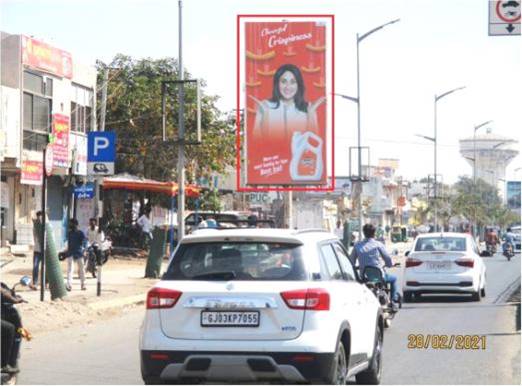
[402,233,486,302]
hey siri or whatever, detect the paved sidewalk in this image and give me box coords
[0,251,168,336]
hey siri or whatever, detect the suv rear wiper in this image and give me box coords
[191,271,237,280]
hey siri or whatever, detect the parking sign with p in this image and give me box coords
[88,131,116,175]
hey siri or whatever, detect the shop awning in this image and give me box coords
[102,174,201,198]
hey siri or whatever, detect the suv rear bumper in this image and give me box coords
[141,350,334,383]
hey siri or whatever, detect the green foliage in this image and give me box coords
[449,176,511,228]
[199,189,222,212]
[97,55,236,184]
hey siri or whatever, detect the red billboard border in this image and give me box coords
[236,14,335,193]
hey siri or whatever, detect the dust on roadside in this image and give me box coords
[1,253,166,336]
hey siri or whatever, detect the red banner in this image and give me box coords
[51,114,70,168]
[21,160,43,186]
[245,20,328,186]
[21,36,73,79]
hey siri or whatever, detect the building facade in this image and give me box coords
[1,32,96,249]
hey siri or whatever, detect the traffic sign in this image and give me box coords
[73,182,95,199]
[88,131,116,175]
[45,145,54,177]
[489,0,521,36]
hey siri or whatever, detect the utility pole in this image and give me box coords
[95,67,109,297]
[177,0,186,240]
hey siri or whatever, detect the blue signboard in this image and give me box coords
[88,132,116,162]
[88,131,116,175]
[74,183,95,199]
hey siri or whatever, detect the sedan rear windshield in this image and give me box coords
[414,237,467,252]
[163,242,307,281]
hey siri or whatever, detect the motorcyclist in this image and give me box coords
[485,228,499,252]
[350,224,399,307]
[502,227,516,253]
[1,283,24,374]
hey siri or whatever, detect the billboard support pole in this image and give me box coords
[177,0,186,242]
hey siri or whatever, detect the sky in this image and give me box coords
[2,0,521,184]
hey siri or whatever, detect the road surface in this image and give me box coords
[19,252,520,384]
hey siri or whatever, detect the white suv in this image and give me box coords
[140,229,384,384]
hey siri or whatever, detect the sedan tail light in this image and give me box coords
[281,288,330,311]
[146,287,182,309]
[455,258,474,268]
[405,258,423,268]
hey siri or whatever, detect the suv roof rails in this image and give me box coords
[294,228,331,235]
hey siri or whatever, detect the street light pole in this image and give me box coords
[338,18,400,241]
[472,120,492,238]
[433,86,465,232]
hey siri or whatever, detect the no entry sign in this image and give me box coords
[489,0,521,35]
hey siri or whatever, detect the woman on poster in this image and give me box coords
[249,63,326,138]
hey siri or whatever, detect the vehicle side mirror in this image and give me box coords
[405,251,410,257]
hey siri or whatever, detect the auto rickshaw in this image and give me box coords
[391,225,408,243]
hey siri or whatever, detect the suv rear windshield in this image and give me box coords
[163,242,307,281]
[414,237,467,252]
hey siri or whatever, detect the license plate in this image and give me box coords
[201,311,260,327]
[428,262,451,270]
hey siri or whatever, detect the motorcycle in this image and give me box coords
[486,242,497,256]
[85,239,112,278]
[1,276,32,385]
[502,242,514,261]
[362,264,402,328]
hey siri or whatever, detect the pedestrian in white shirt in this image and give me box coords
[137,211,153,243]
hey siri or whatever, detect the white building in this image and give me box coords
[1,32,96,249]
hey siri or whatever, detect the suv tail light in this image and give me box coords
[280,288,330,311]
[146,287,182,309]
[405,258,423,268]
[455,258,474,268]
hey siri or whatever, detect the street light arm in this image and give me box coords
[358,18,401,42]
[333,93,358,103]
[415,134,435,142]
[435,86,466,102]
[474,120,492,132]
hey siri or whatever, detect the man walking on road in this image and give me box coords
[350,223,399,305]
[62,219,87,291]
[31,211,44,290]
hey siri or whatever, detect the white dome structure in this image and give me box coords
[459,128,519,187]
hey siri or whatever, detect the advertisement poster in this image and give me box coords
[244,20,329,186]
[51,113,70,168]
[21,36,73,79]
[506,180,521,210]
[20,160,43,185]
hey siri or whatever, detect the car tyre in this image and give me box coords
[471,290,481,302]
[403,291,413,303]
[142,376,166,385]
[322,339,348,385]
[481,286,486,298]
[355,324,382,385]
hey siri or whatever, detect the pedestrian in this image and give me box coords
[31,211,44,290]
[334,220,343,240]
[137,210,153,244]
[63,219,87,291]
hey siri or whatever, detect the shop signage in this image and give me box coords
[21,35,73,79]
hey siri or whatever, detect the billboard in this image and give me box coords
[21,160,43,186]
[241,17,332,188]
[51,113,70,168]
[506,180,521,210]
[21,35,73,79]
